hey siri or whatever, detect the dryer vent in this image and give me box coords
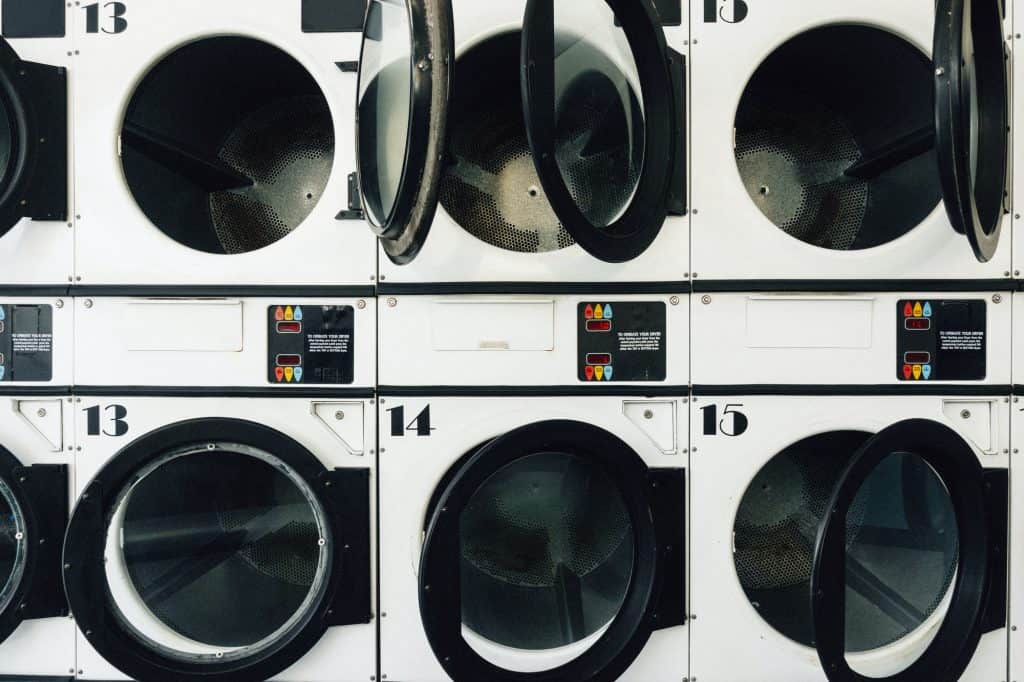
[734,432,958,654]
[438,32,642,253]
[735,26,941,251]
[121,37,334,255]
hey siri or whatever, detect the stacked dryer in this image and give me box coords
[688,0,1015,678]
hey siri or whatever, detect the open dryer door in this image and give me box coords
[521,0,685,263]
[0,38,67,239]
[356,0,453,264]
[934,0,1009,263]
[0,445,68,646]
[418,420,685,682]
[810,419,1007,682]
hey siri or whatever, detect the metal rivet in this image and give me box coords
[55,299,64,308]
[83,299,93,309]
[993,294,1003,304]
[36,408,46,418]
[701,295,712,305]
[961,409,971,419]
[335,411,345,421]
[387,297,397,308]
[669,295,680,306]
[644,409,654,420]
[357,299,367,309]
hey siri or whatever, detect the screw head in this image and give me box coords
[55,299,64,308]
[669,295,681,306]
[961,409,972,419]
[387,297,397,308]
[993,294,1003,304]
[335,410,345,421]
[357,299,367,310]
[643,409,654,420]
[701,295,712,305]
[36,408,46,418]
[83,299,93,309]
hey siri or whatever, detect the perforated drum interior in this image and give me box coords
[121,37,334,255]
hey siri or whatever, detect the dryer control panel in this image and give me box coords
[897,299,985,381]
[268,305,354,384]
[0,304,53,382]
[578,301,666,382]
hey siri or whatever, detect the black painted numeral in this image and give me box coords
[700,403,749,437]
[387,405,434,437]
[84,2,127,34]
[84,404,129,437]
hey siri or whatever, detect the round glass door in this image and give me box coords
[522,0,679,262]
[105,443,330,663]
[459,451,634,669]
[0,477,26,619]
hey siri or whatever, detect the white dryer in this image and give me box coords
[691,0,1013,286]
[376,292,689,680]
[0,4,72,287]
[356,0,689,291]
[689,289,1012,681]
[0,293,74,679]
[71,0,375,289]
[63,295,377,681]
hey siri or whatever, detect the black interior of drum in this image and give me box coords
[439,31,641,253]
[735,26,941,251]
[0,488,17,591]
[121,37,334,255]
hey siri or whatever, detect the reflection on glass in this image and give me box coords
[0,479,24,614]
[0,100,12,189]
[551,0,645,229]
[459,452,634,652]
[358,0,414,227]
[843,452,958,672]
[118,446,327,658]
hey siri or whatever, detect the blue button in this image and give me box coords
[0,367,6,381]
[294,307,304,321]
[294,367,303,382]
[923,302,933,318]
[603,305,613,320]
[604,366,613,381]
[922,365,932,380]
[0,308,6,321]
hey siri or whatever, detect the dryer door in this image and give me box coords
[521,0,685,263]
[810,419,1006,682]
[419,420,685,681]
[356,0,453,264]
[934,0,1009,262]
[0,38,67,239]
[0,446,68,646]
[63,420,371,682]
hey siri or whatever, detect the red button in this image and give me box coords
[903,302,914,317]
[584,366,595,381]
[584,304,594,320]
[276,354,302,367]
[902,364,913,380]
[275,367,285,382]
[586,320,612,332]
[277,321,302,334]
[275,306,285,321]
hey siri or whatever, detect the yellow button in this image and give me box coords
[594,366,605,381]
[285,367,294,382]
[285,306,294,321]
[913,302,923,318]
[912,365,922,380]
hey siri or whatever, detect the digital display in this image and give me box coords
[905,318,931,331]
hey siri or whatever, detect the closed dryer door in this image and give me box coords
[521,0,685,263]
[934,0,1009,262]
[811,419,1006,681]
[356,0,453,264]
[0,38,67,239]
[0,445,68,646]
[418,420,685,681]
[63,419,371,682]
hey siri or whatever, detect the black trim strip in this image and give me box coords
[0,286,70,297]
[73,386,375,399]
[69,285,377,298]
[1013,385,1024,395]
[377,281,691,295]
[693,384,1012,397]
[0,386,71,396]
[693,279,1014,293]
[379,385,689,397]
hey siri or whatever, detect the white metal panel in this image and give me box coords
[71,396,376,682]
[692,291,1012,386]
[688,393,1010,681]
[74,296,376,388]
[690,0,1013,282]
[379,293,689,386]
[377,395,689,682]
[72,0,377,287]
